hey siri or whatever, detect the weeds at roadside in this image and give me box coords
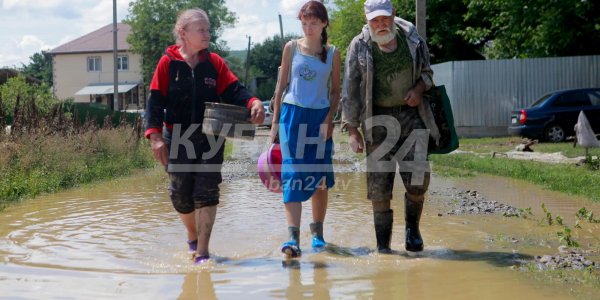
[576,207,600,223]
[542,203,554,226]
[584,154,599,171]
[503,207,533,219]
[557,226,579,248]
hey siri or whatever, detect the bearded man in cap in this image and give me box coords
[341,0,439,254]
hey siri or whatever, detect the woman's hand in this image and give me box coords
[150,133,168,166]
[249,100,265,124]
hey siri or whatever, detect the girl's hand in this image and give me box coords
[269,123,279,144]
[320,114,334,141]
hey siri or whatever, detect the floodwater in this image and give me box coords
[1,134,599,299]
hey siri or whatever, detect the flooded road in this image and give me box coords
[1,133,599,299]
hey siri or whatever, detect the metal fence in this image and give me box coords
[431,55,600,136]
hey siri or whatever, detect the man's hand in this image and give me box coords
[347,126,364,153]
[249,100,265,124]
[150,133,168,167]
[404,80,426,107]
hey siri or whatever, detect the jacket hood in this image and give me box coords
[165,45,211,62]
[166,45,184,60]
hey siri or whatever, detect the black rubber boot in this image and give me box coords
[374,210,393,253]
[405,195,424,252]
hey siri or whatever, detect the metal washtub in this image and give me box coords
[202,102,255,140]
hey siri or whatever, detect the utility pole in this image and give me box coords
[112,0,119,111]
[278,14,284,48]
[416,0,426,40]
[244,35,251,86]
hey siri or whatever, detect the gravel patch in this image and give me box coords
[533,247,598,271]
[445,190,520,216]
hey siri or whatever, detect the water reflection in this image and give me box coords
[282,260,330,300]
[179,271,217,300]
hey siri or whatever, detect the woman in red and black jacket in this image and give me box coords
[144,8,264,264]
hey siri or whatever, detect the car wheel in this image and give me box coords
[544,124,565,142]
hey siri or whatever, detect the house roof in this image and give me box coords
[50,23,131,55]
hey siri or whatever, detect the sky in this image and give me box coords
[0,0,308,68]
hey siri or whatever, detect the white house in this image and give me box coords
[49,23,145,111]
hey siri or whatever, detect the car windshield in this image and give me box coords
[530,94,551,107]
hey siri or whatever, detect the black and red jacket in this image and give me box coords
[144,45,259,139]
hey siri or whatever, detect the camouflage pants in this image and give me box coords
[365,106,431,201]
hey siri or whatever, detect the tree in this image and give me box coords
[395,0,484,62]
[125,0,236,83]
[460,0,600,59]
[329,0,364,58]
[249,34,299,80]
[248,34,299,100]
[1,75,58,118]
[20,51,53,86]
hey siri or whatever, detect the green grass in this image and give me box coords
[0,127,154,211]
[520,264,600,299]
[430,137,600,202]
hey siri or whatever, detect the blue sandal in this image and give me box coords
[281,241,301,258]
[311,236,326,252]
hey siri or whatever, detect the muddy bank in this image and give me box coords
[431,184,600,272]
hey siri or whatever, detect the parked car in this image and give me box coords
[508,88,600,142]
[261,100,273,127]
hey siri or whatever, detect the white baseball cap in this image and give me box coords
[364,0,393,21]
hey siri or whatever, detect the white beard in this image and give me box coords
[368,25,397,46]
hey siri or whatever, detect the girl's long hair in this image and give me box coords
[298,1,329,63]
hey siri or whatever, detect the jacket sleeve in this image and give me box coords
[211,53,260,108]
[341,38,364,129]
[144,55,169,139]
[418,38,434,91]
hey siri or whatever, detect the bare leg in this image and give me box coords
[283,202,302,257]
[309,181,328,250]
[285,202,302,227]
[311,184,328,223]
[195,205,217,257]
[179,212,197,242]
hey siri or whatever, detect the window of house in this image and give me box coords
[87,56,101,72]
[117,55,129,71]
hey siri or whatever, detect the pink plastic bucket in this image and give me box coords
[258,144,282,193]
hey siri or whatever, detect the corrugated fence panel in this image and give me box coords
[432,55,600,127]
